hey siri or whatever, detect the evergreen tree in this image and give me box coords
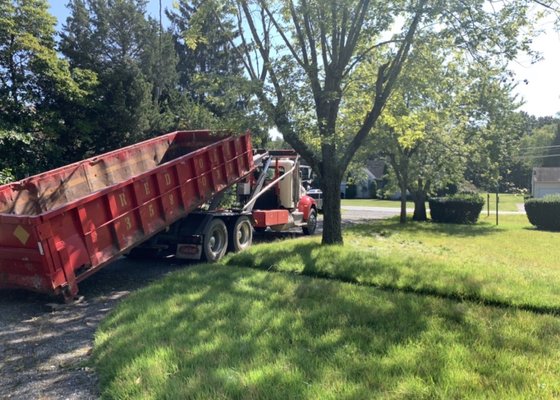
[167,0,243,116]
[167,0,269,142]
[0,0,94,178]
[59,0,179,156]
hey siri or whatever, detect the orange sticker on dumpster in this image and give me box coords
[13,225,30,245]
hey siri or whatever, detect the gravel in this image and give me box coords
[0,257,187,400]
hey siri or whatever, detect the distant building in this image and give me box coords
[300,159,386,199]
[341,159,385,199]
[532,167,560,198]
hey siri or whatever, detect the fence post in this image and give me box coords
[496,190,499,226]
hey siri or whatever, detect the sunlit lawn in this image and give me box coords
[484,192,525,212]
[93,214,560,399]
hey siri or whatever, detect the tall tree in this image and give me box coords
[224,0,543,244]
[365,36,529,222]
[167,0,269,143]
[353,35,470,223]
[0,0,93,177]
[167,0,242,114]
[59,0,178,157]
[463,70,527,193]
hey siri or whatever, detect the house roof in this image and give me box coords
[533,167,560,183]
[366,159,385,180]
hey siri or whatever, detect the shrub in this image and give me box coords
[429,193,485,224]
[525,194,560,231]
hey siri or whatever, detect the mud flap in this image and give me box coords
[176,243,203,259]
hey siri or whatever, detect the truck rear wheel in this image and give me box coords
[229,216,253,252]
[302,209,317,235]
[203,218,228,262]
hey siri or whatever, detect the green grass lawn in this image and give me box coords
[341,193,525,212]
[484,193,525,212]
[93,215,560,399]
[230,215,560,311]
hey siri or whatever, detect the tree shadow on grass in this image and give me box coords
[522,225,560,233]
[226,240,560,315]
[345,217,502,238]
[93,266,560,399]
[93,267,431,398]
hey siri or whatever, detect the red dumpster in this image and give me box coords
[0,130,254,299]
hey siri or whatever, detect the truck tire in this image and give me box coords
[202,218,228,262]
[229,216,253,252]
[302,208,317,235]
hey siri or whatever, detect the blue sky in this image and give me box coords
[49,0,175,26]
[48,1,559,118]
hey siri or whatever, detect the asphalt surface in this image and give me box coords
[341,205,405,220]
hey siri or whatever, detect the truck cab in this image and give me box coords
[244,150,318,234]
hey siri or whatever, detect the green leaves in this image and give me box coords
[0,0,99,178]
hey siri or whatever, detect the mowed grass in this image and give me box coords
[229,215,560,311]
[484,193,525,212]
[93,214,560,399]
[341,193,524,212]
[94,266,560,400]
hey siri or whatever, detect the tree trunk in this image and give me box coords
[411,178,429,221]
[412,191,427,221]
[399,181,407,224]
[320,171,343,245]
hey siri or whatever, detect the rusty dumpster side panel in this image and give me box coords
[0,130,254,297]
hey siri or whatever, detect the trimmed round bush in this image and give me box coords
[525,194,560,231]
[429,193,484,224]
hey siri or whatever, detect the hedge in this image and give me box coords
[525,194,560,231]
[429,193,484,224]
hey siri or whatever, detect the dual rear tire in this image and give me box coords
[202,216,253,262]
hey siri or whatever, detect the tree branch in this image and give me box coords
[341,0,428,169]
[259,1,306,68]
[342,39,405,79]
[301,0,318,72]
[288,0,310,67]
[239,0,283,102]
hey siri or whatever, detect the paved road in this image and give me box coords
[341,205,405,221]
[341,205,525,220]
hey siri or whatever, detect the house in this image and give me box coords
[532,167,560,198]
[300,159,386,199]
[341,159,385,199]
